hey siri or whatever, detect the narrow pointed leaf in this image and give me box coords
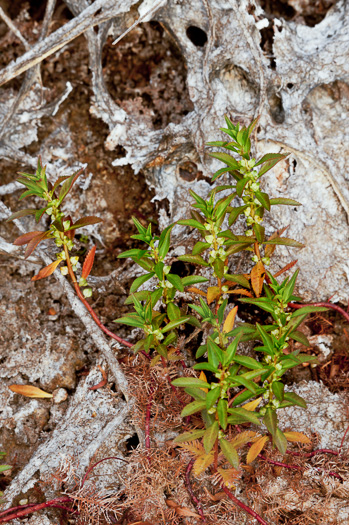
[251,262,265,297]
[220,438,239,468]
[9,384,53,399]
[203,422,219,453]
[181,400,206,417]
[69,216,103,230]
[32,260,61,281]
[173,430,206,443]
[6,208,37,222]
[167,273,184,292]
[130,272,155,293]
[246,436,269,464]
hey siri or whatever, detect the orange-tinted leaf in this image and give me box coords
[243,397,262,411]
[187,286,207,297]
[250,261,265,297]
[9,385,53,399]
[223,305,238,333]
[207,286,220,304]
[25,231,51,259]
[230,431,258,449]
[213,468,240,489]
[199,371,208,393]
[193,452,214,476]
[82,246,96,279]
[273,260,298,278]
[246,436,269,464]
[13,231,42,246]
[227,288,253,297]
[283,431,311,444]
[265,225,289,257]
[32,260,61,281]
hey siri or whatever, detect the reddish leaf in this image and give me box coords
[13,231,42,246]
[25,231,51,259]
[58,167,84,203]
[207,286,220,304]
[82,246,96,279]
[250,262,265,297]
[273,260,298,278]
[88,365,108,390]
[51,175,71,194]
[227,288,253,297]
[32,260,61,281]
[70,216,103,230]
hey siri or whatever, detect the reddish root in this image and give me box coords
[221,484,269,525]
[288,301,349,324]
[185,459,206,521]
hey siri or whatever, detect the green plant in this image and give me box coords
[115,116,327,469]
[7,116,336,525]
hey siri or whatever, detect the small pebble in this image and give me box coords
[52,388,68,404]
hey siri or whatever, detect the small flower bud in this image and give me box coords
[262,256,270,266]
[163,265,171,275]
[251,182,260,192]
[205,235,214,243]
[70,256,79,265]
[79,277,87,287]
[251,255,258,263]
[83,288,93,298]
[246,216,254,225]
[244,207,251,217]
[63,220,71,231]
[222,285,229,292]
[245,230,253,237]
[207,407,216,414]
[60,266,68,276]
[46,207,53,216]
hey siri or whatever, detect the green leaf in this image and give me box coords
[224,335,241,365]
[177,219,206,231]
[203,422,219,453]
[192,241,210,255]
[255,191,271,211]
[213,258,225,279]
[253,223,265,243]
[236,177,249,197]
[212,166,234,182]
[233,355,264,370]
[230,388,265,407]
[217,399,228,430]
[207,338,223,368]
[181,400,207,417]
[161,317,189,333]
[182,275,208,286]
[270,198,301,206]
[209,152,240,170]
[167,302,181,321]
[205,387,221,411]
[225,274,250,288]
[234,376,257,393]
[154,261,164,281]
[173,430,206,443]
[290,306,329,317]
[167,273,184,292]
[228,205,248,226]
[256,153,288,176]
[113,315,144,328]
[185,387,206,400]
[193,363,218,373]
[196,345,207,359]
[158,224,175,260]
[58,167,84,203]
[263,408,277,437]
[178,255,210,266]
[227,407,261,426]
[117,248,148,259]
[171,377,211,389]
[272,381,284,402]
[225,243,254,256]
[130,272,154,293]
[219,438,239,468]
[0,465,11,473]
[274,428,287,455]
[163,331,177,346]
[283,392,307,408]
[6,208,37,222]
[289,330,311,347]
[263,237,305,248]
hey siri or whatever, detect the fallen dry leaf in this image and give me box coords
[9,385,53,399]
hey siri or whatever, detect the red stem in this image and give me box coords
[258,454,343,480]
[81,456,128,488]
[0,498,74,524]
[340,424,349,452]
[221,485,269,525]
[185,459,205,521]
[63,246,132,348]
[288,302,349,324]
[287,449,339,458]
